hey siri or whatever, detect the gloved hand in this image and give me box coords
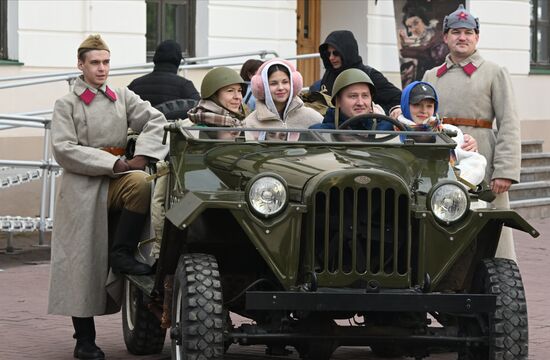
[127,155,148,170]
[113,159,130,173]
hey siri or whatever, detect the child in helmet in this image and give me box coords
[244,58,322,140]
[186,66,248,139]
[399,81,486,188]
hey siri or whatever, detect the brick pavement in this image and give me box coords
[0,217,547,360]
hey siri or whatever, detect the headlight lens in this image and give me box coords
[429,182,469,223]
[247,175,288,217]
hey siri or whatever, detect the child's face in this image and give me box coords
[410,99,435,124]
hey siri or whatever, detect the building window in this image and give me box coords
[1,0,7,60]
[146,0,195,61]
[531,0,550,68]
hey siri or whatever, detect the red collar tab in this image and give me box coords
[104,86,117,102]
[79,88,96,105]
[436,63,448,77]
[463,62,478,76]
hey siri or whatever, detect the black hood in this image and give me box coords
[319,30,366,93]
[319,30,363,75]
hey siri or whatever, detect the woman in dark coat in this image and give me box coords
[318,30,402,117]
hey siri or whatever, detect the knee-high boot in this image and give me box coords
[72,317,105,360]
[110,209,151,275]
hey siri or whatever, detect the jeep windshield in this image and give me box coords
[176,125,458,147]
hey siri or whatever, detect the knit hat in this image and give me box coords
[153,40,183,66]
[443,4,479,33]
[78,34,109,59]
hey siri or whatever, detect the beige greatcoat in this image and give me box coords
[423,50,521,260]
[48,77,168,317]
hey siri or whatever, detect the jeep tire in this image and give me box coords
[171,253,224,360]
[460,258,528,359]
[122,279,166,355]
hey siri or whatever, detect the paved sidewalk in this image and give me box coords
[0,218,547,359]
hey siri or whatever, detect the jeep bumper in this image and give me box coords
[246,289,495,313]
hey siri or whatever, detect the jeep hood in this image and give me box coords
[203,145,442,193]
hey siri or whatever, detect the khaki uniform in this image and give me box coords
[423,51,521,260]
[48,77,168,316]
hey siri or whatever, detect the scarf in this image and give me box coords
[187,99,245,127]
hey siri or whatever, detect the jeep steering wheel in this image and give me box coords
[338,113,406,142]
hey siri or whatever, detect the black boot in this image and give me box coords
[72,317,105,360]
[110,209,152,275]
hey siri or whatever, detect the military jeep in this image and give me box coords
[121,119,539,360]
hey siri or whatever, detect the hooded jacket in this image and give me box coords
[319,30,402,114]
[128,40,200,106]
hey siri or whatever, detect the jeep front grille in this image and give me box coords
[308,175,411,286]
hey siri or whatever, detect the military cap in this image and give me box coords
[78,34,110,59]
[443,4,479,33]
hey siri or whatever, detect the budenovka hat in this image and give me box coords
[78,34,109,58]
[443,4,479,33]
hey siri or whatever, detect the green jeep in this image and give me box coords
[121,119,539,360]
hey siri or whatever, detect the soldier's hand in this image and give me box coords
[491,178,512,194]
[461,134,478,152]
[113,159,130,173]
[127,155,148,170]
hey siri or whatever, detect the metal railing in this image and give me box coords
[0,50,320,252]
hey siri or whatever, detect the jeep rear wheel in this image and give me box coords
[122,279,166,355]
[171,253,224,360]
[460,258,528,359]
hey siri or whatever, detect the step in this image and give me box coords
[0,216,53,233]
[0,167,61,189]
[522,140,544,154]
[510,197,550,220]
[520,166,550,182]
[522,152,550,167]
[509,180,550,201]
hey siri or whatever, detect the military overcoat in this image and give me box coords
[48,77,168,317]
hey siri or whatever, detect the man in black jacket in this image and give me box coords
[128,40,200,106]
[318,30,402,117]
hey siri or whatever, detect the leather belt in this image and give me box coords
[442,117,493,129]
[100,146,126,156]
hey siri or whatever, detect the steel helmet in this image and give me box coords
[200,67,246,99]
[331,68,376,105]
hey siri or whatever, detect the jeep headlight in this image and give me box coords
[246,174,288,218]
[428,181,469,223]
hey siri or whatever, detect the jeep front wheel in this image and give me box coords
[122,279,166,355]
[171,253,224,360]
[460,258,528,359]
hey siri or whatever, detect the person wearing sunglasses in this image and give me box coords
[318,30,402,118]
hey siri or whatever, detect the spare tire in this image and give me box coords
[155,99,198,120]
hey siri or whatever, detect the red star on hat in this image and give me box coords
[457,11,468,20]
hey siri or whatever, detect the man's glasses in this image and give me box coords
[327,50,340,57]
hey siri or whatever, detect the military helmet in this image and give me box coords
[331,68,376,105]
[201,67,246,99]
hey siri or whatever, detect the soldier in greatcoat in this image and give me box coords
[48,35,168,360]
[423,5,521,260]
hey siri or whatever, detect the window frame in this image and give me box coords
[1,0,7,60]
[531,0,550,71]
[146,0,196,61]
